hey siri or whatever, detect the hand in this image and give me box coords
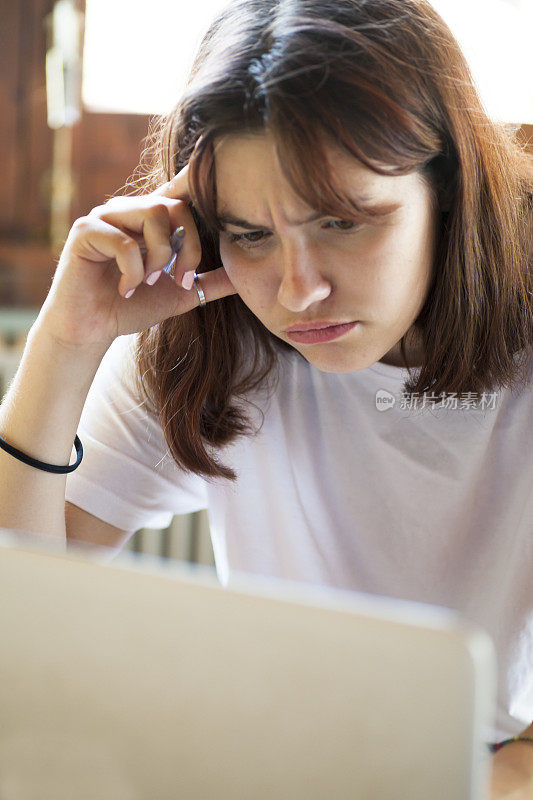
[37,163,237,351]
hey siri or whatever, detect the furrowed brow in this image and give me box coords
[218,211,323,230]
[217,199,400,229]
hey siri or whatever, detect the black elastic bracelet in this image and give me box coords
[0,433,83,474]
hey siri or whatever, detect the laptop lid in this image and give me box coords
[0,531,497,800]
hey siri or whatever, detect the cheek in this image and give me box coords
[218,241,251,285]
[219,240,252,279]
[218,239,236,271]
[360,224,429,288]
[218,241,273,310]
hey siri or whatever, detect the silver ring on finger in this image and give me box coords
[194,273,206,307]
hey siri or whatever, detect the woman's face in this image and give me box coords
[215,132,440,372]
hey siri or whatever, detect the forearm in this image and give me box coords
[489,725,533,799]
[0,320,108,538]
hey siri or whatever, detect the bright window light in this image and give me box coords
[82,0,533,123]
[429,0,533,124]
[82,0,230,115]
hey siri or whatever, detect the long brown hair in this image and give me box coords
[121,0,533,482]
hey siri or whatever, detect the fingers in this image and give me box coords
[191,267,237,306]
[122,265,237,310]
[137,207,183,283]
[120,263,237,311]
[90,196,202,287]
[73,214,237,304]
[152,163,191,202]
[79,164,240,307]
[73,216,146,297]
[147,266,237,312]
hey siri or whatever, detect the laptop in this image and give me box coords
[0,529,497,800]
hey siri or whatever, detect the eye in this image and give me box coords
[224,218,362,250]
[226,230,271,248]
[325,219,360,231]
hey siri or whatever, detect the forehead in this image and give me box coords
[213,132,390,178]
[213,132,416,202]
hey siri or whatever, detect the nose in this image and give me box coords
[277,243,332,312]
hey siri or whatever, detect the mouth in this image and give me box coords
[286,321,359,344]
[284,320,355,332]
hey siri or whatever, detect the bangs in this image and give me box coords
[187,121,411,238]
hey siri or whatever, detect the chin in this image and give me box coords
[297,350,373,374]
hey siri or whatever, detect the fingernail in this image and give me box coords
[146,270,162,285]
[125,288,135,299]
[181,270,195,290]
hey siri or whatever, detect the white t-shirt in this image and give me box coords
[65,333,533,742]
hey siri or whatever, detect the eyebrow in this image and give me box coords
[217,200,401,230]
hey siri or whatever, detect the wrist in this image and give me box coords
[490,742,533,799]
[28,317,112,364]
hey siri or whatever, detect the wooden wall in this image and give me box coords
[0,0,152,308]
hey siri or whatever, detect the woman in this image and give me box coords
[0,0,531,784]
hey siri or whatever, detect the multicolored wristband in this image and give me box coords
[488,736,533,753]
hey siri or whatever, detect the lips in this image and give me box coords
[284,320,355,332]
[286,321,359,344]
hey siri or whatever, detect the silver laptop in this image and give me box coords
[0,529,497,800]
